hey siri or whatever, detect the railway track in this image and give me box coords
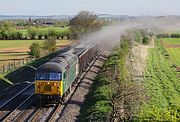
[10,50,104,122]
[56,50,109,122]
[0,83,32,109]
[0,84,34,121]
[0,47,105,122]
[26,104,61,122]
[47,50,105,122]
[2,94,34,122]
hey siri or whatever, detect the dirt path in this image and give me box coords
[129,37,154,81]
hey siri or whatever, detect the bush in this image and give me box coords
[142,37,149,44]
[43,37,57,53]
[157,34,170,38]
[28,42,41,58]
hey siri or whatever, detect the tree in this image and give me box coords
[27,26,37,39]
[7,28,19,39]
[0,21,12,39]
[28,42,41,58]
[69,11,102,39]
[43,37,57,53]
[37,29,43,40]
[48,27,58,38]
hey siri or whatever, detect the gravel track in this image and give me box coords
[28,107,56,122]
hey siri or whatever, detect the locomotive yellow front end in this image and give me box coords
[35,80,63,96]
[34,61,64,98]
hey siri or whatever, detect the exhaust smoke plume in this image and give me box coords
[80,17,180,48]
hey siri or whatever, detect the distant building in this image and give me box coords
[28,17,32,23]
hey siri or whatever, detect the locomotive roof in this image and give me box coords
[37,62,65,72]
[57,53,78,65]
[37,52,78,73]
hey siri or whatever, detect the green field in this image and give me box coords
[0,39,71,49]
[162,38,180,45]
[167,48,180,66]
[0,52,28,60]
[161,38,180,66]
[0,40,44,49]
[140,40,180,121]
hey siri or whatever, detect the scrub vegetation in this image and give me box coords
[80,35,145,121]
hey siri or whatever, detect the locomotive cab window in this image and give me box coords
[36,72,62,81]
[49,73,61,80]
[36,72,49,80]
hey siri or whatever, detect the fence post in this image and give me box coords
[19,60,21,68]
[3,64,5,73]
[14,60,16,68]
[8,62,11,71]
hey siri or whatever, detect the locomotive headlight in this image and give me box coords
[48,82,50,85]
[37,88,40,92]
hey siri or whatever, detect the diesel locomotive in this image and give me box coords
[34,43,98,101]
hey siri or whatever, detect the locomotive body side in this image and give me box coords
[34,43,99,101]
[62,55,79,94]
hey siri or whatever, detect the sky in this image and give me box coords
[0,0,180,16]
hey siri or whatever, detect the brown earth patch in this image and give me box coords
[0,47,29,53]
[176,67,180,72]
[165,44,180,48]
